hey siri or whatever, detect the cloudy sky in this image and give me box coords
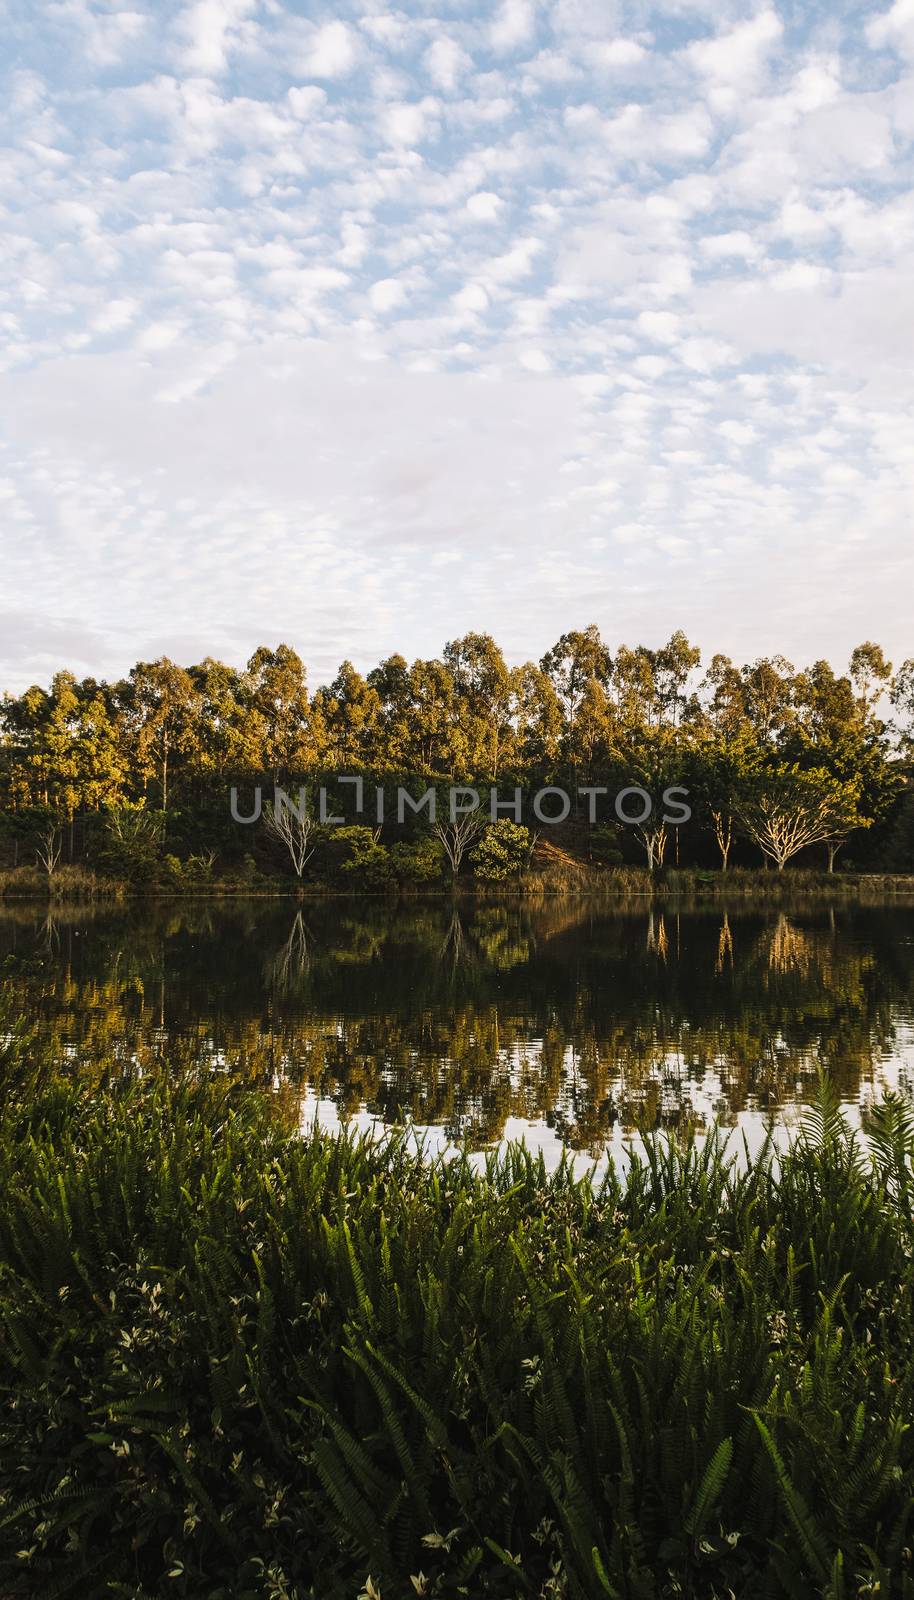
[1,0,913,692]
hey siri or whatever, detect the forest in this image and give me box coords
[2,628,914,887]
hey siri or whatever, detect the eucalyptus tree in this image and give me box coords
[443,632,513,779]
[187,658,250,785]
[403,657,466,778]
[313,661,382,771]
[125,658,201,812]
[540,624,612,776]
[890,659,914,754]
[510,662,563,779]
[243,644,317,782]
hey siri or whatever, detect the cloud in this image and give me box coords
[175,0,258,77]
[369,278,408,312]
[491,0,537,54]
[465,190,503,221]
[424,36,472,91]
[687,9,783,110]
[1,0,913,688]
[301,20,358,79]
[382,99,438,147]
[593,39,647,67]
[867,0,914,58]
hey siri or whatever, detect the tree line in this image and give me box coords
[2,628,913,879]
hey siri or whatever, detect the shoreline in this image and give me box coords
[3,868,914,905]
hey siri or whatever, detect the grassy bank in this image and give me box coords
[2,1070,914,1598]
[3,858,914,904]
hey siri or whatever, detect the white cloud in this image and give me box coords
[424,37,472,91]
[135,320,184,352]
[287,85,327,119]
[868,0,914,58]
[2,0,914,686]
[369,278,408,313]
[466,191,503,221]
[491,0,537,54]
[637,312,680,344]
[700,231,759,260]
[687,9,783,110]
[175,0,257,77]
[453,283,489,313]
[593,38,647,67]
[382,99,437,147]
[301,21,358,79]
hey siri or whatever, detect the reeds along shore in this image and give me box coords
[4,860,914,905]
[2,1065,914,1598]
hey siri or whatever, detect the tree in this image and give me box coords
[791,656,900,863]
[367,654,413,771]
[126,658,200,812]
[540,625,612,765]
[315,662,381,770]
[405,659,465,778]
[651,630,702,727]
[471,819,536,880]
[99,803,165,880]
[244,645,317,781]
[264,793,318,879]
[434,803,487,876]
[891,660,914,755]
[736,765,868,872]
[511,663,563,776]
[740,656,797,745]
[443,633,513,779]
[35,822,62,880]
[849,641,892,712]
[188,658,249,782]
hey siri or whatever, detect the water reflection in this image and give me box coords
[1,896,913,1153]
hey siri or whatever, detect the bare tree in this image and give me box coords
[265,798,317,878]
[270,910,312,992]
[709,806,733,872]
[439,907,477,976]
[433,809,487,875]
[36,825,62,880]
[635,820,668,873]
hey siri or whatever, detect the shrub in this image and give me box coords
[334,825,393,890]
[471,819,533,880]
[389,836,445,886]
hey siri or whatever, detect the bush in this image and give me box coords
[94,804,164,882]
[333,825,393,890]
[471,819,533,880]
[389,835,445,886]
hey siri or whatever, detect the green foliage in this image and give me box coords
[2,1069,914,1597]
[471,820,533,880]
[1,632,908,889]
[333,826,393,890]
[94,803,164,880]
[388,835,446,886]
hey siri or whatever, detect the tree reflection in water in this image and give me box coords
[1,895,913,1151]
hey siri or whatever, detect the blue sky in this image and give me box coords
[1,0,913,691]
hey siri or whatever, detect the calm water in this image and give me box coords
[3,896,914,1163]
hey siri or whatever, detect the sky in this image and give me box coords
[1,0,913,694]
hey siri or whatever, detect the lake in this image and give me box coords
[3,895,914,1164]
